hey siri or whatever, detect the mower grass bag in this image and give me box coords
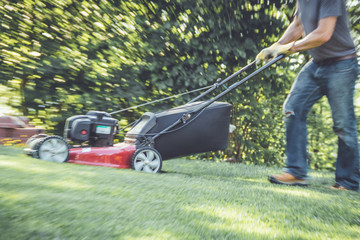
[125,101,232,160]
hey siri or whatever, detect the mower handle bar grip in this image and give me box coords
[191,54,286,113]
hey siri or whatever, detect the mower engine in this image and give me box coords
[64,111,118,147]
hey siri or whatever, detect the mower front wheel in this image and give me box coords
[35,135,69,163]
[131,147,162,173]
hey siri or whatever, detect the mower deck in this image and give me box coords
[67,142,136,169]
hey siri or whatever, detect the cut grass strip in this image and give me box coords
[0,146,359,239]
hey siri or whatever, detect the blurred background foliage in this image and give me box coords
[1,0,359,170]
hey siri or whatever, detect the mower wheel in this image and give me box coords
[25,134,49,146]
[34,135,69,163]
[131,147,162,173]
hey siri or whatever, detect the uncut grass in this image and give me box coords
[0,146,359,239]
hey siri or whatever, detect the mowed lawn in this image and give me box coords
[0,146,359,240]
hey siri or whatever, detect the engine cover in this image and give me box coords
[64,111,118,147]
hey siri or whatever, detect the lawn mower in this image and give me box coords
[24,55,285,173]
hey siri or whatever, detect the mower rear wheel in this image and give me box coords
[35,135,69,163]
[25,134,49,146]
[131,147,162,173]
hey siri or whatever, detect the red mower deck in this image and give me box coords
[67,143,136,169]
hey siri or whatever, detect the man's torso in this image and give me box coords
[297,0,356,61]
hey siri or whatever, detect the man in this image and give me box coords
[257,0,359,191]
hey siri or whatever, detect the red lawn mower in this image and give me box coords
[25,55,284,173]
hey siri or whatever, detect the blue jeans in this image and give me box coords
[283,58,359,191]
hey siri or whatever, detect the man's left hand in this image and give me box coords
[273,42,295,57]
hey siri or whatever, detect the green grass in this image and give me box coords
[0,146,359,240]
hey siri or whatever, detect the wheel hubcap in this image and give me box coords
[39,138,68,162]
[134,150,160,172]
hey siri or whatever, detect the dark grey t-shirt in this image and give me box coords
[296,0,356,61]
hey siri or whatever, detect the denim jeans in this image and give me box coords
[283,57,359,190]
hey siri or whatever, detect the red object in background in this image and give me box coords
[68,142,136,169]
[0,115,45,144]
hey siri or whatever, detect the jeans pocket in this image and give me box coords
[334,58,358,73]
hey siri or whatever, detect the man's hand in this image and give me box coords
[256,42,280,62]
[256,42,295,63]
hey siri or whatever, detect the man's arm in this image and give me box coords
[286,16,337,52]
[256,15,338,61]
[277,15,304,45]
